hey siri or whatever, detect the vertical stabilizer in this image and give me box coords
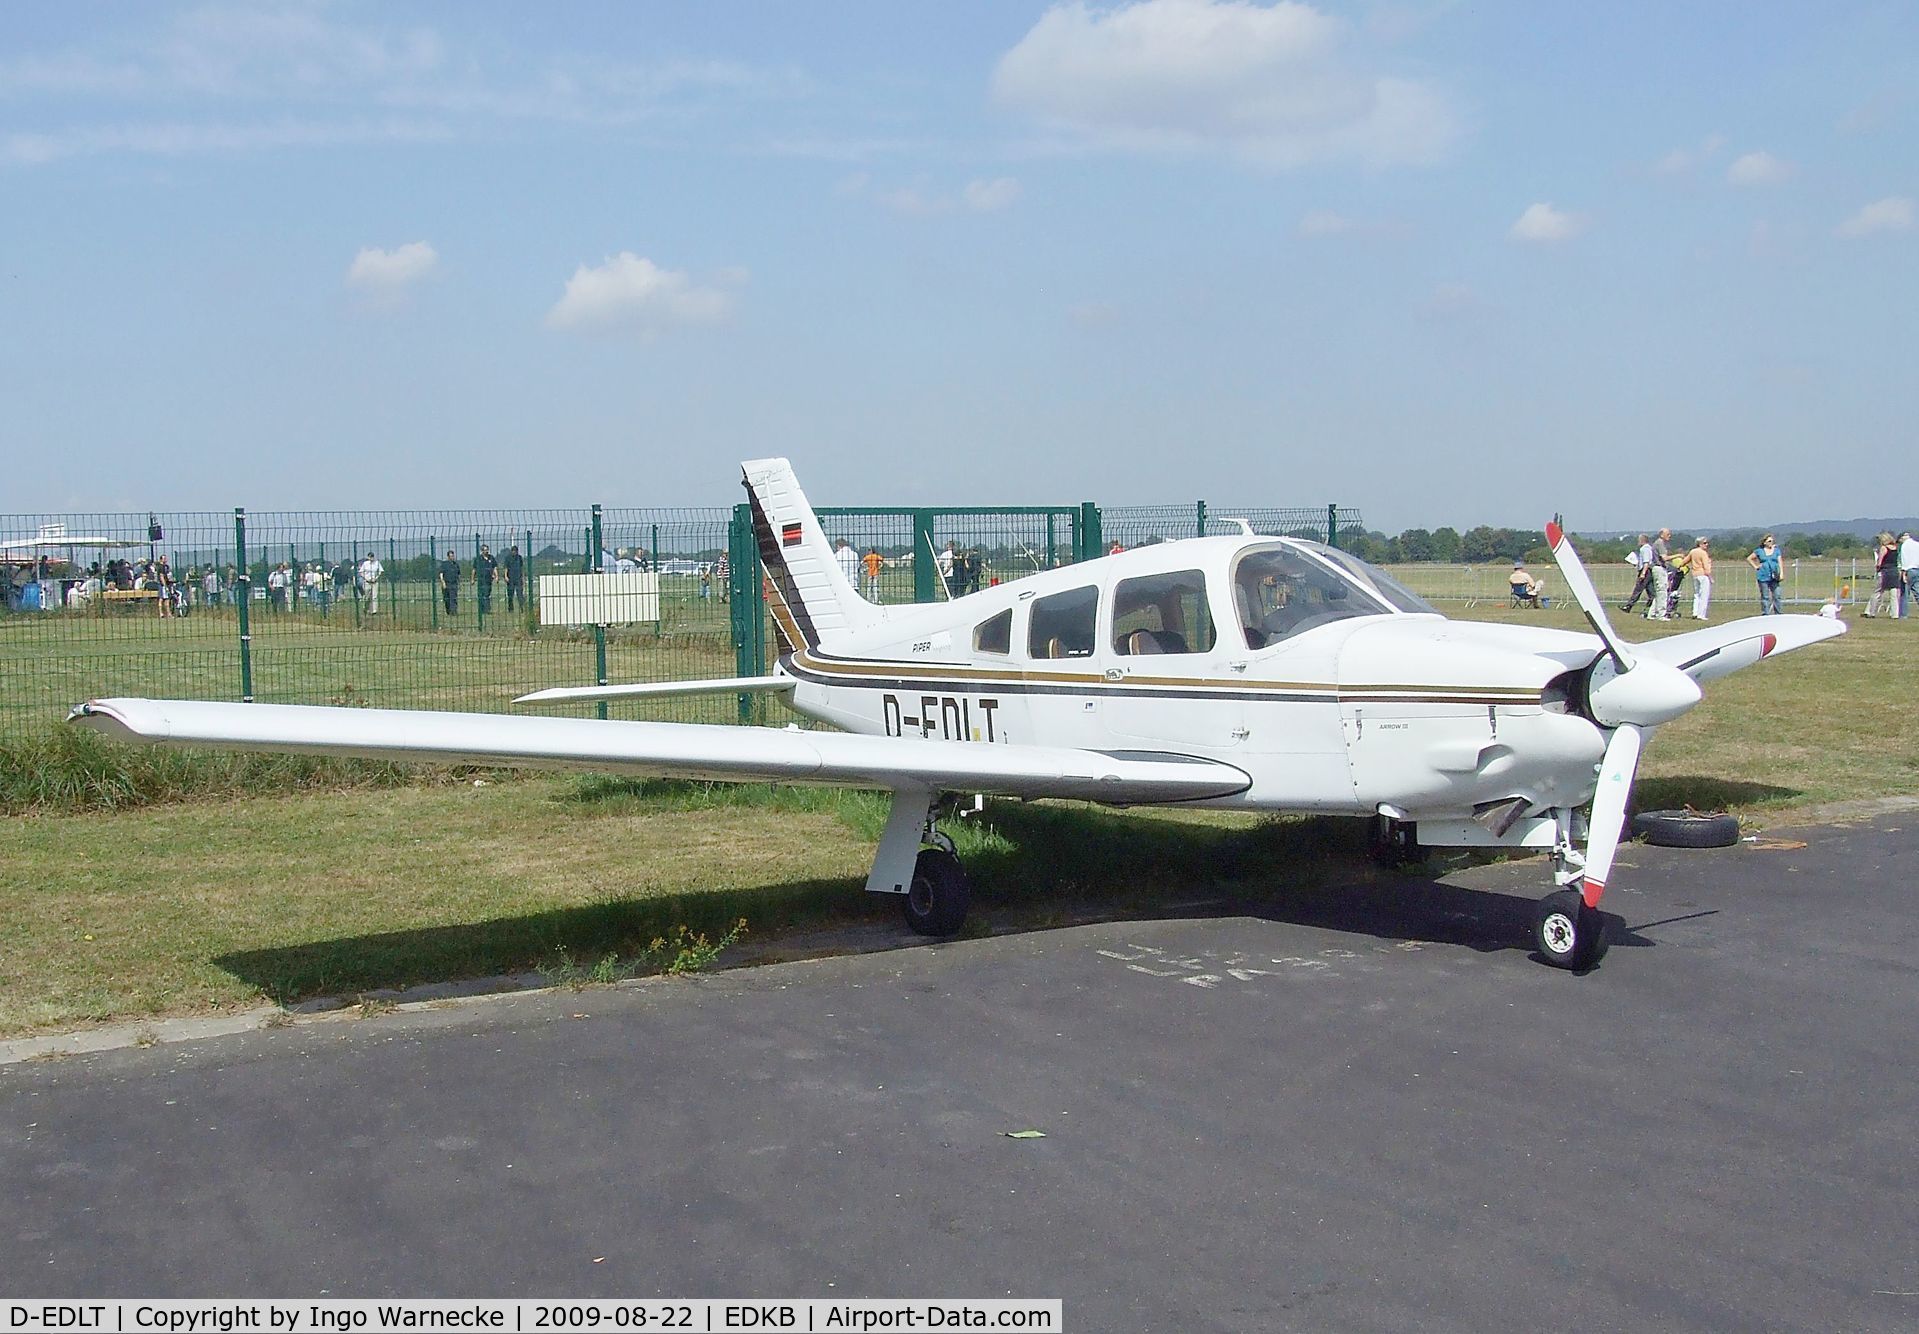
[742,458,882,651]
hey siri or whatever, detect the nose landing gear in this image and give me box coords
[1539,807,1607,969]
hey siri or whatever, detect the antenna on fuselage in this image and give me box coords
[1222,518,1257,536]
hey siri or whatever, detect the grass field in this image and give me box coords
[2,595,1913,1038]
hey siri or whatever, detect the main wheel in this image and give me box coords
[1631,809,1741,848]
[901,847,971,937]
[1533,889,1607,970]
[1369,816,1427,868]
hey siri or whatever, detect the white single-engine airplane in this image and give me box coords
[72,460,1844,969]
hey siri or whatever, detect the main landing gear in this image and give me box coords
[903,840,971,937]
[868,789,973,938]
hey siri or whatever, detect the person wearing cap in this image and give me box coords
[1688,537,1713,619]
[1865,533,1899,617]
[1508,559,1541,607]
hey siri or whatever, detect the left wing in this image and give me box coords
[69,699,1251,805]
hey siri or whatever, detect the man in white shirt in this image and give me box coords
[1898,531,1919,618]
[1622,534,1653,614]
[834,538,860,585]
[357,551,384,614]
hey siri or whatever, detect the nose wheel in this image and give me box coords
[1533,888,1606,970]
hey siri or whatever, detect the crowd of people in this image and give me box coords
[5,544,533,618]
[1618,529,1721,619]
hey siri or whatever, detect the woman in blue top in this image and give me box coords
[1747,534,1783,614]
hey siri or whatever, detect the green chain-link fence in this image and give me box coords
[1,498,1358,735]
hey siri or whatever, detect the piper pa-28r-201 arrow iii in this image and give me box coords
[72,460,1844,970]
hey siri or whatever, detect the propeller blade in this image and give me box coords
[1581,723,1643,908]
[1545,518,1635,674]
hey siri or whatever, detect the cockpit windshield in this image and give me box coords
[1294,542,1440,616]
[1231,543,1437,649]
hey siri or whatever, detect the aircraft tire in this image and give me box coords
[1533,889,1606,970]
[902,848,971,937]
[1369,816,1427,869]
[1631,809,1741,848]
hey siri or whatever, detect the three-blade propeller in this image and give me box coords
[1544,519,1704,907]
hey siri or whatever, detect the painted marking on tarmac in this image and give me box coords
[1097,938,1448,990]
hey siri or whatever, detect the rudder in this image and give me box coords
[742,457,882,651]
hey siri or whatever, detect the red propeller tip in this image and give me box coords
[1581,878,1606,909]
[1545,521,1564,546]
[1760,634,1777,657]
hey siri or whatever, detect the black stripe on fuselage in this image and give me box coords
[781,655,1536,706]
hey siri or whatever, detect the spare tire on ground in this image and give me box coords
[1631,809,1742,848]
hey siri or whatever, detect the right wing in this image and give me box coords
[1632,614,1845,685]
[69,698,1251,805]
[514,675,793,705]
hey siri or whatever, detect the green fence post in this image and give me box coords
[651,522,661,636]
[728,504,762,723]
[234,508,253,702]
[524,527,535,633]
[473,532,483,632]
[591,504,608,722]
[1327,504,1339,550]
[428,535,438,630]
[1078,502,1102,563]
[1196,501,1207,540]
[912,510,936,603]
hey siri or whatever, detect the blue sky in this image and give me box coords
[1,1,1913,531]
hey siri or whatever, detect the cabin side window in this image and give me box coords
[1112,570,1216,655]
[973,608,1012,655]
[1026,585,1099,659]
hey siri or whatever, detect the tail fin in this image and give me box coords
[742,458,882,652]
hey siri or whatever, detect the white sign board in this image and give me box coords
[538,572,660,626]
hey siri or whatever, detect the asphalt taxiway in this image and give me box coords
[4,810,1914,1331]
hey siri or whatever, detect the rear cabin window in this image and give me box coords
[973,609,1012,655]
[1027,585,1099,659]
[1112,570,1216,655]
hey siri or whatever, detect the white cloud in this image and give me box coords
[843,175,1022,217]
[346,241,439,290]
[0,7,805,166]
[1,117,445,165]
[991,0,1458,169]
[1836,196,1914,238]
[544,253,737,336]
[1508,202,1585,243]
[962,177,1021,212]
[1651,133,1726,178]
[1726,151,1793,186]
[1418,281,1481,321]
[1297,209,1354,235]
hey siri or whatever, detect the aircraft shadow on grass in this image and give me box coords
[214,799,1710,1003]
